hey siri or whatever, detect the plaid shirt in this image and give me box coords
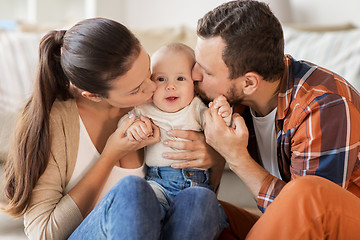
[236,55,360,213]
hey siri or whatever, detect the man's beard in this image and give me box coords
[194,81,243,106]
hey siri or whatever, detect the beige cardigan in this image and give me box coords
[24,99,83,240]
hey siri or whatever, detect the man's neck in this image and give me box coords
[250,79,280,117]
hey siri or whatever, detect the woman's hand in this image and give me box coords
[102,114,160,164]
[163,129,224,170]
[125,115,154,141]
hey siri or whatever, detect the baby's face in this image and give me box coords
[151,50,195,113]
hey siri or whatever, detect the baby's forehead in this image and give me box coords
[151,47,195,67]
[154,43,194,57]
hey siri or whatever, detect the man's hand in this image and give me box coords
[204,105,249,162]
[204,107,270,197]
[162,129,224,170]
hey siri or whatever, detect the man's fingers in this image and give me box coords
[209,104,227,127]
[232,113,245,129]
[167,129,204,141]
[171,159,207,170]
[163,139,198,151]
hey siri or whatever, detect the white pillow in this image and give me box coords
[284,26,360,91]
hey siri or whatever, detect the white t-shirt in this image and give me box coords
[251,107,281,179]
[65,116,146,206]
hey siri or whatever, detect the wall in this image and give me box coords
[291,0,360,26]
[100,0,360,29]
[0,0,228,29]
[1,0,360,30]
[118,0,228,30]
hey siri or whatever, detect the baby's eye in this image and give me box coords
[157,77,166,82]
[177,77,185,81]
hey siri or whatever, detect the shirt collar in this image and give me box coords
[277,54,293,120]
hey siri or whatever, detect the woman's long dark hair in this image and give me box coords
[3,18,141,217]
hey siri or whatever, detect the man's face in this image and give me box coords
[192,36,243,105]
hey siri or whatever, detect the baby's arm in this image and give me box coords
[126,115,154,141]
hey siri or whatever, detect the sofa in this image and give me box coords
[1,24,360,238]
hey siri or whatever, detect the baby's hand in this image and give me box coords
[209,95,231,118]
[126,115,153,141]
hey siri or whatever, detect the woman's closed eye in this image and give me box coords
[130,87,140,95]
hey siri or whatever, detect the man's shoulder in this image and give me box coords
[287,56,359,106]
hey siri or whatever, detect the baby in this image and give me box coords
[121,43,231,227]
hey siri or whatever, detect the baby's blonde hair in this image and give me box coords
[151,42,195,68]
[163,42,195,60]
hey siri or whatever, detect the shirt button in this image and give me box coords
[185,171,190,177]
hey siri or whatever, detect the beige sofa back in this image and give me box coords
[1,25,360,162]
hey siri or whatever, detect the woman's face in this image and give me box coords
[105,47,156,108]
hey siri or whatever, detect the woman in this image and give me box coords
[3,18,226,239]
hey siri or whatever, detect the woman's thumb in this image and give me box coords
[118,113,136,133]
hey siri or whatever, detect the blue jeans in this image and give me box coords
[68,175,223,240]
[146,167,229,237]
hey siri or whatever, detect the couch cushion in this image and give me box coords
[283,26,360,91]
[0,31,43,161]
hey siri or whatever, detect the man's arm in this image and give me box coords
[256,92,360,212]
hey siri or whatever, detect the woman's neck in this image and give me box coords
[75,95,131,154]
[72,87,142,169]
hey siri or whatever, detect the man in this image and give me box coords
[193,0,360,238]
